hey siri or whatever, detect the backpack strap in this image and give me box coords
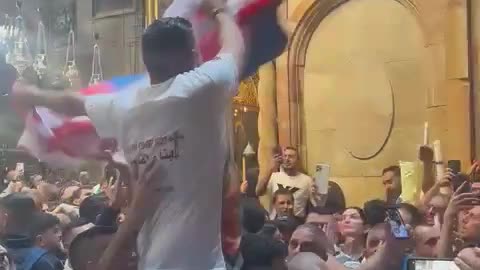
[22,247,48,270]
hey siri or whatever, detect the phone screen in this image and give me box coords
[407,258,459,270]
[314,164,330,194]
[385,207,409,239]
[447,160,461,174]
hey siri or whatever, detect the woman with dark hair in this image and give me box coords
[336,207,369,269]
[325,181,346,213]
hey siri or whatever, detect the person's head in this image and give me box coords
[241,233,287,270]
[69,226,137,270]
[37,183,60,202]
[75,188,94,206]
[273,189,294,218]
[425,194,449,225]
[61,185,81,204]
[259,222,283,242]
[30,174,43,188]
[31,212,62,251]
[459,205,480,243]
[79,194,108,224]
[5,170,17,182]
[364,223,387,260]
[274,215,301,244]
[288,224,330,260]
[305,207,336,231]
[398,203,423,227]
[282,147,299,171]
[241,198,267,234]
[325,181,346,213]
[62,219,94,253]
[0,193,37,234]
[142,18,197,84]
[382,165,401,196]
[339,207,368,238]
[78,171,89,185]
[363,199,387,226]
[413,224,440,258]
[287,252,327,270]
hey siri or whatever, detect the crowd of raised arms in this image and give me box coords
[0,0,479,269]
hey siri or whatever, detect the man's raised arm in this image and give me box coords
[208,0,246,73]
[12,82,86,117]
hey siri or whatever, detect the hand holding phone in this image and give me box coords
[407,258,459,270]
[385,207,410,239]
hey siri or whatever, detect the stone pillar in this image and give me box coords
[445,0,471,167]
[471,0,480,158]
[257,62,277,209]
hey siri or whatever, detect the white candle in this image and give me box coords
[433,140,444,182]
[242,155,246,182]
[424,122,429,145]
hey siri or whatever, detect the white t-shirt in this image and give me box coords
[85,54,238,270]
[268,171,313,217]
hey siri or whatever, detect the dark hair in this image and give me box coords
[398,203,423,226]
[274,215,300,238]
[79,194,108,224]
[272,188,294,203]
[258,222,279,239]
[382,165,401,176]
[69,226,117,270]
[308,206,337,216]
[325,181,346,213]
[30,212,59,237]
[344,207,367,224]
[363,199,387,226]
[142,17,195,79]
[240,233,287,269]
[241,198,267,234]
[0,193,36,220]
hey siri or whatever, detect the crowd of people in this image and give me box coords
[0,144,478,270]
[1,0,479,268]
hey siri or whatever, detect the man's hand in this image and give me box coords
[418,145,434,162]
[126,158,165,229]
[444,182,480,220]
[240,181,248,194]
[455,247,480,270]
[271,154,282,171]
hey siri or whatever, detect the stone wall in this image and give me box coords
[263,0,473,206]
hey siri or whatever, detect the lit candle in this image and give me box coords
[242,155,246,182]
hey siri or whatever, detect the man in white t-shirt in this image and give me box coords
[256,147,321,218]
[12,0,245,268]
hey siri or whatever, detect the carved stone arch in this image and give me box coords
[286,0,426,150]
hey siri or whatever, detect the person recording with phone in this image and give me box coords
[256,147,323,219]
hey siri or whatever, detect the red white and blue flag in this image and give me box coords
[17,0,287,167]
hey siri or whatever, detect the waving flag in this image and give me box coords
[17,0,287,167]
[17,75,149,167]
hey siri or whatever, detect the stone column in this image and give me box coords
[257,62,277,209]
[445,0,471,167]
[471,0,480,158]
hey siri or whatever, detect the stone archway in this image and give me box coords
[284,0,434,206]
[286,0,423,151]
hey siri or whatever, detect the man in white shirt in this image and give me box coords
[12,0,245,268]
[256,147,321,218]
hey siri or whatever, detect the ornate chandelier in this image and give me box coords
[89,37,103,86]
[64,28,80,88]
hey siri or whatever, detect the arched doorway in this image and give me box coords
[288,0,432,205]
